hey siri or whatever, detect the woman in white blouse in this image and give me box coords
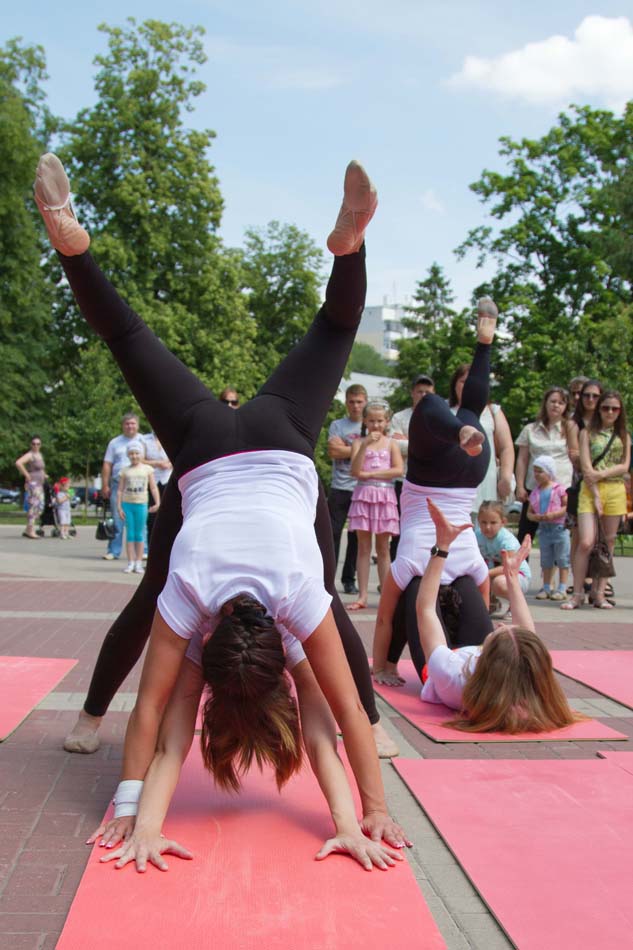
[515,387,573,543]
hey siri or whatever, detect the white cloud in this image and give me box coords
[419,189,445,214]
[205,36,348,91]
[448,16,633,110]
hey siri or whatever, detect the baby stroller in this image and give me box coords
[36,480,77,538]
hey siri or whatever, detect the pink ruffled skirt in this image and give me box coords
[348,483,399,535]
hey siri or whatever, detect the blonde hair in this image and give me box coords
[448,627,585,733]
[363,401,391,421]
[477,499,506,522]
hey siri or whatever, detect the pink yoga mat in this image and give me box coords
[0,655,77,740]
[57,746,444,950]
[395,757,633,950]
[598,751,633,776]
[373,659,626,742]
[551,650,633,709]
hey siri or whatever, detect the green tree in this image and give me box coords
[0,39,55,481]
[392,264,476,409]
[456,103,633,430]
[346,341,394,377]
[241,220,325,379]
[54,19,256,396]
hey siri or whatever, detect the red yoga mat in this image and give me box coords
[0,655,77,740]
[373,659,627,742]
[551,650,633,709]
[395,757,633,950]
[57,745,445,950]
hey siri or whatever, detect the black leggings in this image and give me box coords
[61,249,380,724]
[407,342,491,488]
[388,576,493,679]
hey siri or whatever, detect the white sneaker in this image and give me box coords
[33,153,90,256]
[327,160,377,256]
[102,553,116,561]
[133,562,145,574]
[123,563,135,574]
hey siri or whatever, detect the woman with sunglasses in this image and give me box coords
[218,387,240,408]
[565,380,604,594]
[15,437,47,539]
[562,390,631,610]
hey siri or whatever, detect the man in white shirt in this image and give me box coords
[390,373,435,559]
[327,384,367,594]
[101,414,147,560]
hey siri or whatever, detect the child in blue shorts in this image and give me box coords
[116,442,160,574]
[527,454,570,601]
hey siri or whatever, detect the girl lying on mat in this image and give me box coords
[35,153,409,872]
[415,499,584,733]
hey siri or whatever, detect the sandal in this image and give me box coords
[561,593,583,610]
[593,599,614,610]
[346,601,367,612]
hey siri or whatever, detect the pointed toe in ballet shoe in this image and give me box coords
[327,160,377,256]
[476,296,498,344]
[459,426,485,456]
[33,153,90,256]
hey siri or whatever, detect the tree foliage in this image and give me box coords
[346,341,394,377]
[0,39,54,480]
[456,103,633,430]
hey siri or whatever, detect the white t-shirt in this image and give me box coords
[391,481,489,590]
[420,644,481,709]
[157,450,332,645]
[104,433,147,480]
[143,433,172,486]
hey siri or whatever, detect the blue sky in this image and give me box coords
[7,2,633,308]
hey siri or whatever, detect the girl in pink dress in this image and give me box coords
[347,402,403,610]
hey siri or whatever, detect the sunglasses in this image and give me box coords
[582,392,600,400]
[221,398,239,407]
[31,441,41,446]
[600,405,621,413]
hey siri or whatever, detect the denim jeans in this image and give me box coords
[107,478,123,558]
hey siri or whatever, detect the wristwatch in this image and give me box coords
[430,545,449,559]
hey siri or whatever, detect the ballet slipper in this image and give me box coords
[459,425,485,457]
[327,160,377,256]
[33,153,90,256]
[476,297,498,344]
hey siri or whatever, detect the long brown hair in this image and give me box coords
[588,389,628,443]
[448,626,585,733]
[200,595,303,793]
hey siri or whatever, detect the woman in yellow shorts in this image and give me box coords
[563,390,631,609]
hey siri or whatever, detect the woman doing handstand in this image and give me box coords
[35,154,408,870]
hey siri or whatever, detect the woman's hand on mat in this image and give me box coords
[361,812,412,849]
[87,816,135,849]
[315,833,403,871]
[426,497,472,550]
[99,831,193,872]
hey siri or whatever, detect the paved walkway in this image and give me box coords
[0,525,631,949]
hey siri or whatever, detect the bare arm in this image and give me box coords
[15,451,32,481]
[117,473,125,517]
[527,502,541,523]
[567,421,580,469]
[493,409,514,498]
[292,660,402,870]
[372,569,402,673]
[515,444,529,502]
[303,610,409,848]
[148,471,160,510]
[349,436,368,478]
[102,460,113,499]
[328,435,353,461]
[501,538,535,632]
[415,499,472,660]
[102,657,203,871]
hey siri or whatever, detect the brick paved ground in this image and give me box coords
[0,524,631,949]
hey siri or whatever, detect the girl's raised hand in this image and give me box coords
[316,833,404,871]
[501,536,531,578]
[426,497,472,550]
[99,830,193,872]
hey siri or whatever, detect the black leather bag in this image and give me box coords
[95,502,116,541]
[588,521,616,580]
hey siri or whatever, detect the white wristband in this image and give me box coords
[113,779,144,818]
